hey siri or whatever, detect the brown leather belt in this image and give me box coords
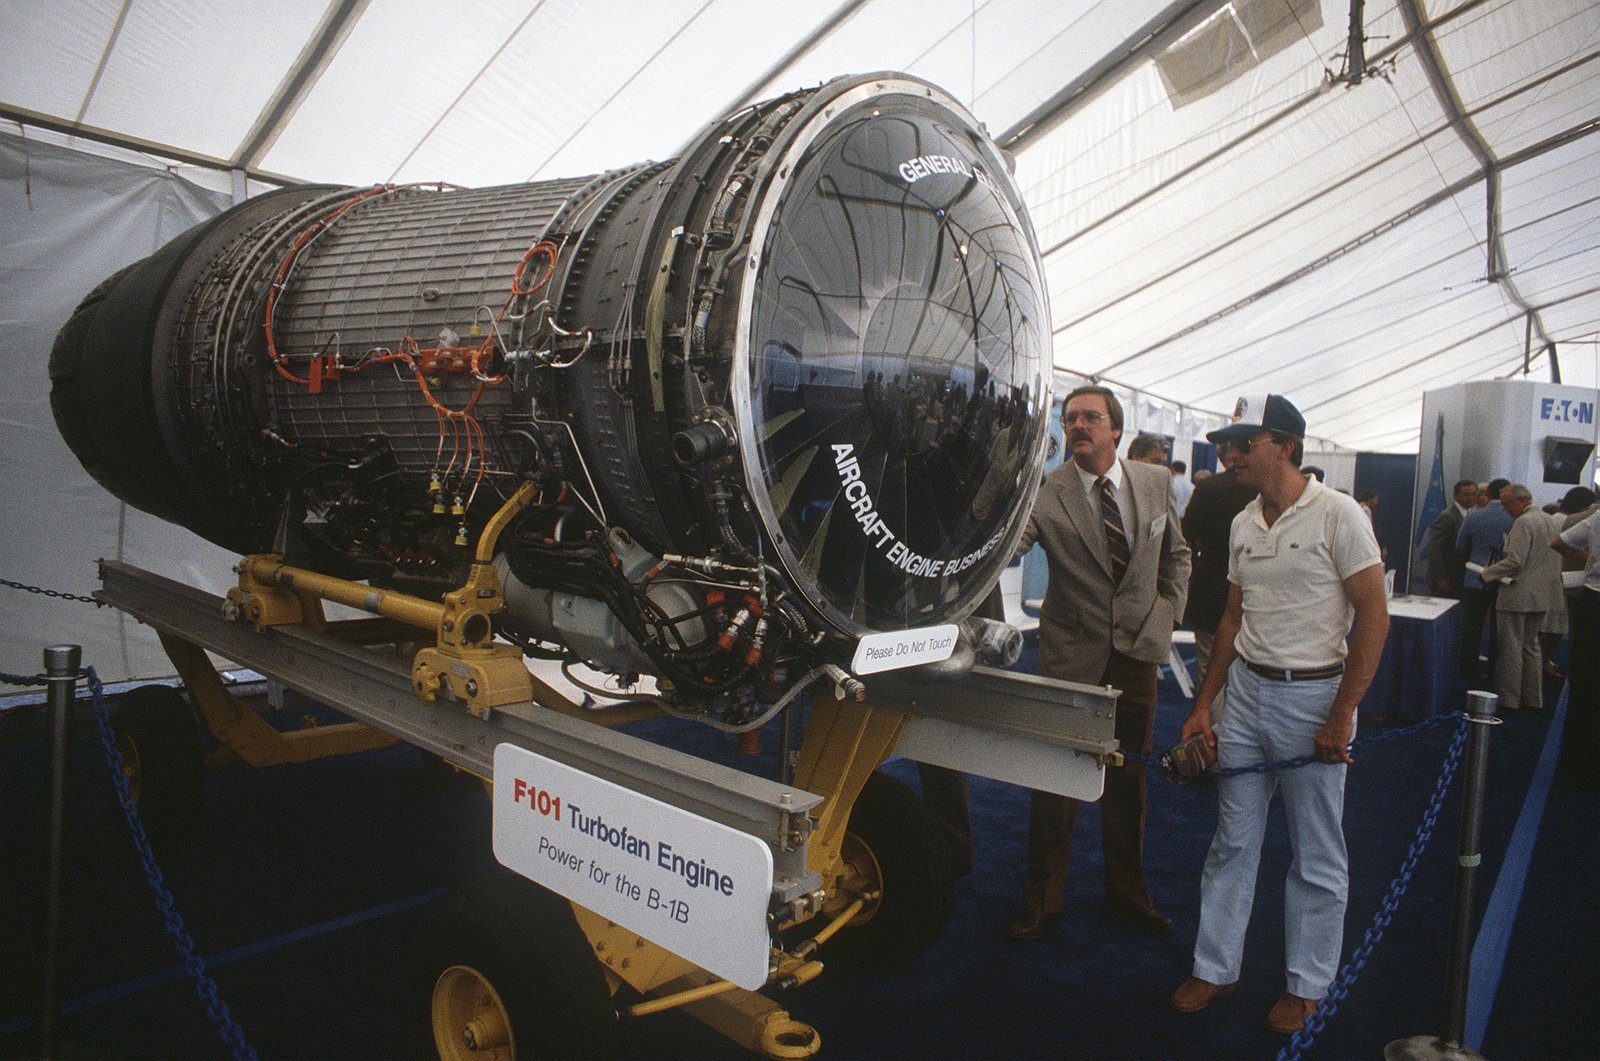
[1243,659,1344,682]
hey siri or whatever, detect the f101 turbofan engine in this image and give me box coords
[51,72,1052,719]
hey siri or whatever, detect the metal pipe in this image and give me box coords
[779,702,796,787]
[40,644,82,1061]
[626,978,740,1018]
[1346,0,1366,84]
[804,896,868,951]
[1442,690,1497,1049]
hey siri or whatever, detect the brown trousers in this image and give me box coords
[1022,649,1158,916]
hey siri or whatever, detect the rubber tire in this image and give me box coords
[107,684,206,850]
[414,871,620,1061]
[820,770,954,969]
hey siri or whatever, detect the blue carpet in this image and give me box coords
[1,640,1592,1060]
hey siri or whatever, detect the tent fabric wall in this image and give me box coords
[1011,0,1600,451]
[0,131,234,679]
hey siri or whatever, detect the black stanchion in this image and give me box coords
[39,645,82,1061]
[1385,689,1498,1061]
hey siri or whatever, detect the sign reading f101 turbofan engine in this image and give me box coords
[492,744,774,989]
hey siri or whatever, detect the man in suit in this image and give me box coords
[1006,384,1191,941]
[1456,477,1513,684]
[1128,432,1171,465]
[1481,484,1564,711]
[1182,441,1258,692]
[1423,479,1478,598]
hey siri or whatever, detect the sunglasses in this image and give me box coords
[1220,434,1280,454]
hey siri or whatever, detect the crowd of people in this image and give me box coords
[1423,474,1598,776]
[949,387,1597,1037]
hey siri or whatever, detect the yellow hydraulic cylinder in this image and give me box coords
[232,555,444,633]
[225,482,543,716]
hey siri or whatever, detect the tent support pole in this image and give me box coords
[1346,0,1366,85]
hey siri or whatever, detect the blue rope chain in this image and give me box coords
[1278,712,1471,1059]
[1122,710,1462,776]
[1,665,258,1060]
[85,667,259,1061]
[0,576,100,604]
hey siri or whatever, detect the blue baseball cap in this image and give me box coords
[1206,393,1306,444]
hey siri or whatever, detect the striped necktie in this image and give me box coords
[1097,475,1130,585]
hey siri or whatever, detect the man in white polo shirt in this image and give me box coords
[1168,394,1389,1036]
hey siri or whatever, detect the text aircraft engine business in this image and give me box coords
[51,73,1052,719]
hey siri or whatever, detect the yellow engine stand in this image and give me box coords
[161,479,923,1058]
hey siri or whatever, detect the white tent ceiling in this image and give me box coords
[3,0,1598,451]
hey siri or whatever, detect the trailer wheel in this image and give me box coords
[108,684,205,848]
[415,872,619,1060]
[823,770,953,969]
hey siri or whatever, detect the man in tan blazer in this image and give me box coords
[1006,384,1191,940]
[1482,483,1565,711]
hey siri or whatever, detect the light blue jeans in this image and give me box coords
[1191,660,1351,998]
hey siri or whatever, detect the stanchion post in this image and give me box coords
[1443,690,1496,1047]
[40,644,82,1061]
[1384,690,1497,1061]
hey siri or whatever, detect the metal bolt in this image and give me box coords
[464,679,479,698]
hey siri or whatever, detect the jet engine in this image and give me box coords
[51,72,1052,720]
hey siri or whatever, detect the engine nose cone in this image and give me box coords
[736,77,1051,635]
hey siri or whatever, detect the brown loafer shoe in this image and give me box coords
[1170,976,1237,1012]
[1004,909,1060,942]
[1266,994,1319,1034]
[1106,898,1174,936]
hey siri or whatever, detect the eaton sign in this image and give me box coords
[1540,397,1595,424]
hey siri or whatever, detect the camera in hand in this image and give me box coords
[1160,733,1217,784]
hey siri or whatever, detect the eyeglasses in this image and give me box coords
[1062,410,1108,425]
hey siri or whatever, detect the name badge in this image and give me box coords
[1243,535,1278,559]
[1150,514,1167,539]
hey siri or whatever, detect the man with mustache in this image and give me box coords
[1005,384,1190,941]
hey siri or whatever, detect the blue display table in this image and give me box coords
[1360,596,1461,722]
